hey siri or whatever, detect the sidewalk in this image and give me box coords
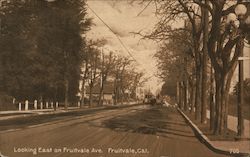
[206,110,250,138]
[178,108,250,157]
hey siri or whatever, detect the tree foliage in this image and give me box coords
[0,0,91,102]
[135,0,250,135]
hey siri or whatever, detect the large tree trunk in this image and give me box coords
[195,67,202,120]
[183,56,188,111]
[237,38,245,137]
[176,81,180,105]
[219,81,226,135]
[213,60,238,135]
[210,67,215,131]
[223,60,238,132]
[121,89,124,105]
[214,73,222,135]
[64,79,69,110]
[184,79,189,111]
[179,82,184,109]
[81,79,86,108]
[190,78,196,114]
[214,71,227,135]
[89,84,93,107]
[201,53,208,123]
[98,79,105,106]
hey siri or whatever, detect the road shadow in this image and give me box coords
[101,106,195,138]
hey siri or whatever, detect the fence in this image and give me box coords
[16,100,81,111]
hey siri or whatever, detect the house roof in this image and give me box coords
[86,82,114,94]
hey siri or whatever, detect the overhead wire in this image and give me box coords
[86,3,158,79]
[86,3,137,61]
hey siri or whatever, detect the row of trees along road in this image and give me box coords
[0,0,91,109]
[81,39,147,107]
[137,0,250,136]
[0,0,146,109]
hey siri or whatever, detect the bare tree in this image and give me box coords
[81,39,107,107]
[134,0,250,135]
[112,56,133,105]
[98,51,116,106]
[88,48,101,106]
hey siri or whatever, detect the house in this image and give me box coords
[85,82,114,105]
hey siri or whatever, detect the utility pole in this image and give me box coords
[201,0,209,124]
[237,38,244,137]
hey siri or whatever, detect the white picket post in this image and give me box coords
[40,102,43,109]
[34,100,38,110]
[46,102,49,109]
[18,102,22,111]
[25,100,29,111]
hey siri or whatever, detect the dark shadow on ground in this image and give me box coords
[101,106,195,138]
[0,112,33,117]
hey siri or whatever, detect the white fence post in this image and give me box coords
[40,102,43,109]
[34,100,37,110]
[25,100,29,111]
[46,102,49,109]
[18,102,22,111]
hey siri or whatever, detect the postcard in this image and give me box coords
[0,0,249,157]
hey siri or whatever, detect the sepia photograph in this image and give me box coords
[0,0,250,157]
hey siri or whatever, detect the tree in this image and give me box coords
[80,40,102,107]
[129,71,146,100]
[135,0,206,120]
[49,0,91,109]
[98,51,116,105]
[135,0,250,135]
[0,0,39,100]
[202,1,249,135]
[114,57,133,104]
[201,0,209,124]
[153,28,194,111]
[80,39,106,107]
[0,0,91,108]
[87,47,101,106]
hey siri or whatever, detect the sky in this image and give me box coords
[85,0,250,94]
[86,0,163,94]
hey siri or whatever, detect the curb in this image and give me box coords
[177,108,250,157]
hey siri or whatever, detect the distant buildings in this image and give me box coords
[85,82,114,105]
